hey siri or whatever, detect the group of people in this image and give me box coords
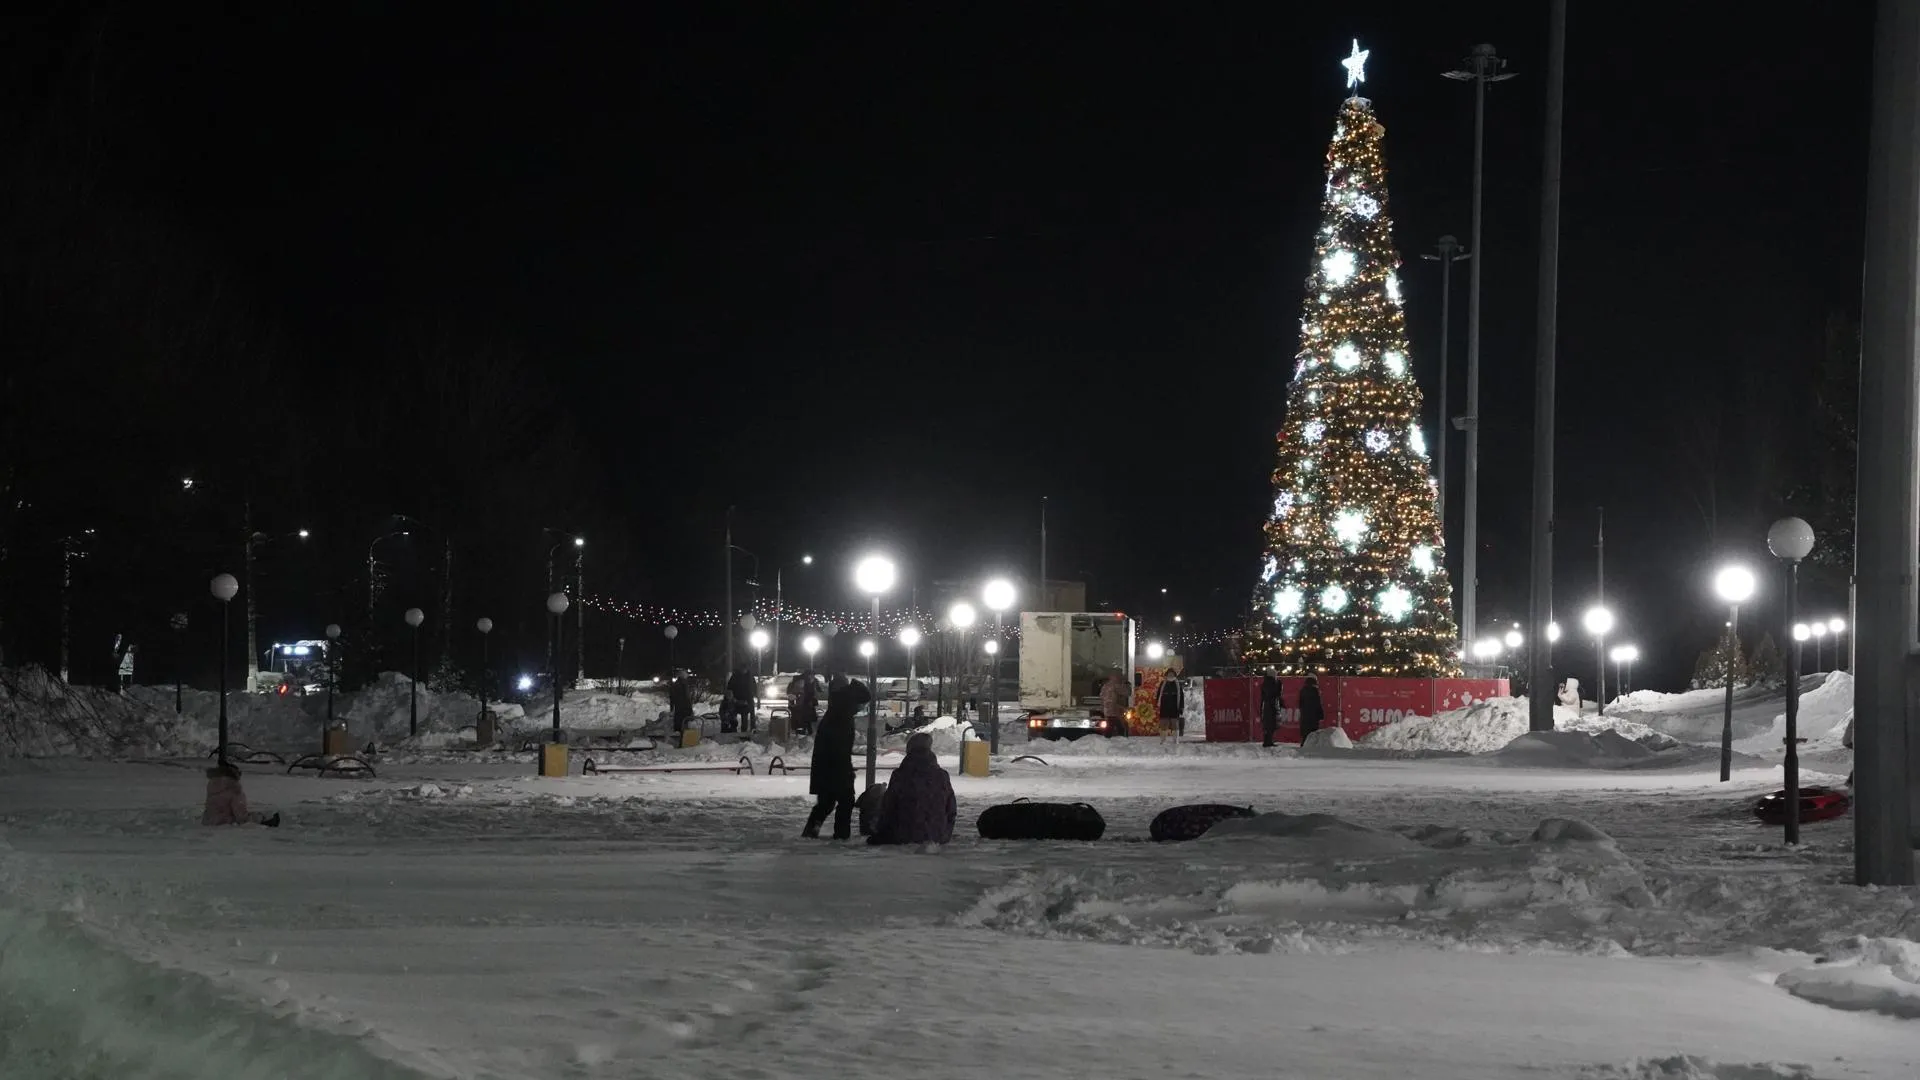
[801,675,956,845]
[1258,671,1325,748]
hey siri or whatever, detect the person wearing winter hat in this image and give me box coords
[867,732,956,847]
[202,763,281,827]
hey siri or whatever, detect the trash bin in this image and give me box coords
[681,728,701,749]
[960,739,990,778]
[322,726,351,756]
[539,743,568,777]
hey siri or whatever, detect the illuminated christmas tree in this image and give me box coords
[1246,42,1459,678]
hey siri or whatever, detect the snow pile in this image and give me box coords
[959,814,1656,954]
[1775,936,1920,1019]
[1,667,182,757]
[1298,727,1353,754]
[1737,671,1853,756]
[1578,1058,1817,1079]
[518,688,670,734]
[1361,696,1663,755]
[0,905,420,1078]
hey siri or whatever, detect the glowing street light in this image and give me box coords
[209,573,239,763]
[748,627,770,674]
[984,640,1000,655]
[1547,621,1562,643]
[948,602,977,629]
[1582,606,1615,714]
[1767,517,1816,842]
[546,591,570,747]
[1609,643,1639,694]
[981,578,1016,753]
[802,634,822,669]
[1711,564,1757,780]
[1503,629,1523,649]
[854,555,895,789]
[1145,641,1166,661]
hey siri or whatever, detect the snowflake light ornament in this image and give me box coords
[1271,585,1304,621]
[1303,420,1326,443]
[1381,350,1406,377]
[1332,342,1362,371]
[1261,554,1279,582]
[1273,492,1295,518]
[1385,273,1402,304]
[1409,423,1428,457]
[1348,192,1380,219]
[1332,508,1368,550]
[1411,544,1436,575]
[1322,249,1357,285]
[1376,584,1413,621]
[1363,429,1392,453]
[1320,583,1350,613]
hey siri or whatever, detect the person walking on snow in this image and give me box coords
[1260,670,1282,747]
[868,732,956,846]
[1298,674,1325,741]
[117,641,136,692]
[1100,667,1132,735]
[202,763,281,827]
[804,678,870,839]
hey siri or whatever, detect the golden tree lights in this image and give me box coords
[1245,87,1461,678]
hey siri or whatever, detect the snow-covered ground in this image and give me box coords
[2,674,1915,1079]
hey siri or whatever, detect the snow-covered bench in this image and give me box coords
[581,753,757,776]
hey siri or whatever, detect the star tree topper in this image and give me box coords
[1342,39,1369,93]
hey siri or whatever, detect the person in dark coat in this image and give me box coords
[1158,674,1186,736]
[1259,671,1282,747]
[725,666,757,733]
[788,669,820,737]
[668,671,695,733]
[869,732,956,846]
[804,678,870,839]
[1298,675,1325,739]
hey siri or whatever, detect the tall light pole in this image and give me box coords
[476,617,494,729]
[546,591,569,743]
[1827,617,1847,671]
[210,573,239,763]
[982,578,1015,753]
[324,622,342,742]
[60,529,92,684]
[1610,644,1638,695]
[749,627,770,675]
[1810,621,1828,671]
[1713,565,1757,782]
[573,538,585,685]
[170,611,188,715]
[949,602,977,726]
[771,553,812,677]
[899,626,922,713]
[802,634,821,673]
[240,522,311,694]
[1527,2,1566,734]
[367,529,409,672]
[663,624,678,671]
[546,535,583,685]
[1420,235,1470,536]
[404,607,425,736]
[1582,606,1613,714]
[1768,517,1816,844]
[1444,43,1514,655]
[724,507,735,679]
[854,555,896,790]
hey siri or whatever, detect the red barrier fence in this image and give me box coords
[1203,676,1511,743]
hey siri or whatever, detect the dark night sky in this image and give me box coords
[57,3,1877,687]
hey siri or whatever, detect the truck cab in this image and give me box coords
[1018,612,1136,740]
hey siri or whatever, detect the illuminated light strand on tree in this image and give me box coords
[1242,63,1460,678]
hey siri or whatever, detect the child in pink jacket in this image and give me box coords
[202,764,281,827]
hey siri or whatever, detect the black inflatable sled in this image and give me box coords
[976,799,1106,841]
[1150,803,1256,842]
[1752,785,1851,826]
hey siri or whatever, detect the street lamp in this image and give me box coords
[402,607,426,736]
[1547,621,1562,643]
[170,612,189,716]
[1826,616,1847,672]
[898,626,922,712]
[854,555,895,788]
[1146,641,1166,661]
[1712,564,1757,782]
[664,624,679,670]
[1609,643,1639,695]
[546,591,570,746]
[475,617,494,731]
[1581,606,1614,713]
[984,640,1000,656]
[209,573,239,763]
[1810,621,1828,671]
[324,622,342,741]
[982,577,1016,753]
[1767,516,1816,843]
[801,633,821,671]
[748,627,770,674]
[771,554,813,679]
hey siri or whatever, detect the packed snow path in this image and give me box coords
[2,751,1915,1079]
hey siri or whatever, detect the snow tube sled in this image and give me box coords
[976,799,1106,841]
[1752,786,1851,826]
[1150,804,1256,842]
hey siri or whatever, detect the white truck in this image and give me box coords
[1018,612,1137,740]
